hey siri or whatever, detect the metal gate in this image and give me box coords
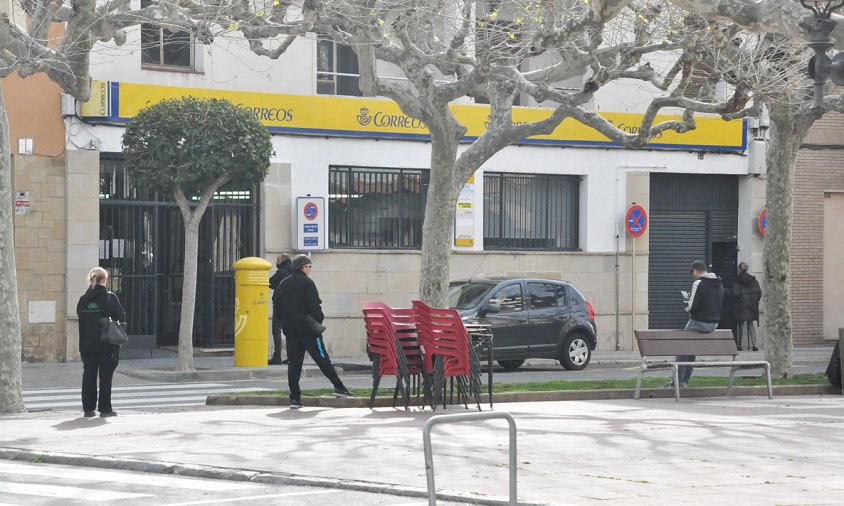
[648,174,737,329]
[99,156,260,348]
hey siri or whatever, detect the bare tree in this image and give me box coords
[671,2,844,377]
[240,0,758,306]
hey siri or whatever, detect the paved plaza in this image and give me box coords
[3,393,844,505]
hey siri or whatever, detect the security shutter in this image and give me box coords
[648,174,738,329]
[648,211,708,329]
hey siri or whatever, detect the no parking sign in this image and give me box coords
[296,196,326,251]
[625,205,648,237]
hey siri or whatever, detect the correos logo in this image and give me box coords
[356,107,424,129]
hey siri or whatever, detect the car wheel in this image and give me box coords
[497,359,525,371]
[560,333,591,370]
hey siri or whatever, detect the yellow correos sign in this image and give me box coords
[82,81,746,150]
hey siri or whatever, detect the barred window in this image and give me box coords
[329,166,429,249]
[484,172,579,250]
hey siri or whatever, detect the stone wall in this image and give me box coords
[279,249,646,358]
[13,154,67,362]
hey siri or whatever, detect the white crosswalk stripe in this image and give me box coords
[23,382,272,411]
[0,462,340,505]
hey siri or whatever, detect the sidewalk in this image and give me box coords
[2,395,843,504]
[21,346,835,386]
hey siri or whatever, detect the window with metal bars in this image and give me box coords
[329,166,429,249]
[483,172,580,250]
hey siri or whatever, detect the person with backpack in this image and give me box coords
[732,262,762,351]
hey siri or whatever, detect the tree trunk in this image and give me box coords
[419,129,462,307]
[0,87,25,413]
[764,110,813,378]
[176,208,201,372]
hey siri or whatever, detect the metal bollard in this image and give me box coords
[422,411,517,505]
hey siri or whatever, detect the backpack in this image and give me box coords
[827,343,842,389]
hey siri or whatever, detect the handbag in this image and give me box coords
[305,314,326,335]
[100,293,129,346]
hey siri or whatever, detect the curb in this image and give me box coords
[207,384,842,408]
[0,448,548,506]
[121,365,349,383]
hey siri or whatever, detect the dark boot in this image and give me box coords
[268,351,283,365]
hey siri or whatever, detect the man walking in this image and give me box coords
[268,254,292,365]
[277,255,353,408]
[671,261,724,388]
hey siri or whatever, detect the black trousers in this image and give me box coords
[271,309,284,358]
[81,350,119,413]
[287,333,344,400]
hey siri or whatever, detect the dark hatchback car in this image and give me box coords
[448,278,597,371]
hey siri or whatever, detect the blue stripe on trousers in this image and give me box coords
[316,336,326,358]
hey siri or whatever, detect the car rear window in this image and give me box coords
[448,282,495,310]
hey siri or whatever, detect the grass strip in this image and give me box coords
[223,372,830,398]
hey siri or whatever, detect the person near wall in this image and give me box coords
[76,267,126,418]
[733,262,762,351]
[277,254,354,408]
[669,260,724,388]
[268,253,293,365]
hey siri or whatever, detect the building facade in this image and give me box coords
[11,12,822,363]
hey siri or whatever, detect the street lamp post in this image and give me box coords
[801,0,844,117]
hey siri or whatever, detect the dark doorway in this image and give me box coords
[99,156,260,348]
[711,240,738,335]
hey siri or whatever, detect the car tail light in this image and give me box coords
[586,299,595,320]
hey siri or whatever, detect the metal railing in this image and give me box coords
[422,412,517,505]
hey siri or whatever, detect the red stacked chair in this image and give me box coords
[411,300,482,411]
[361,302,425,409]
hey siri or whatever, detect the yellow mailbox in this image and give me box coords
[232,257,273,367]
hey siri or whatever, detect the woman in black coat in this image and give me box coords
[732,262,762,351]
[76,267,126,418]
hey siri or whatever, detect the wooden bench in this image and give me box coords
[633,329,773,402]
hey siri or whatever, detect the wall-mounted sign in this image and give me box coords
[296,197,326,251]
[625,204,648,238]
[15,192,30,215]
[758,207,767,237]
[80,81,747,152]
[454,176,475,247]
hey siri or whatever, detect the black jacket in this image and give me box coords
[687,273,724,324]
[277,271,324,337]
[269,259,293,306]
[733,272,762,322]
[76,285,126,353]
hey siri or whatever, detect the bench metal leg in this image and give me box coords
[634,369,644,400]
[672,365,680,402]
[765,363,773,399]
[727,367,736,397]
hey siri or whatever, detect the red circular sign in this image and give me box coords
[303,202,319,221]
[758,208,767,237]
[625,205,648,238]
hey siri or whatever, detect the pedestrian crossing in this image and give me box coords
[23,382,272,412]
[0,461,443,505]
[0,461,339,505]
